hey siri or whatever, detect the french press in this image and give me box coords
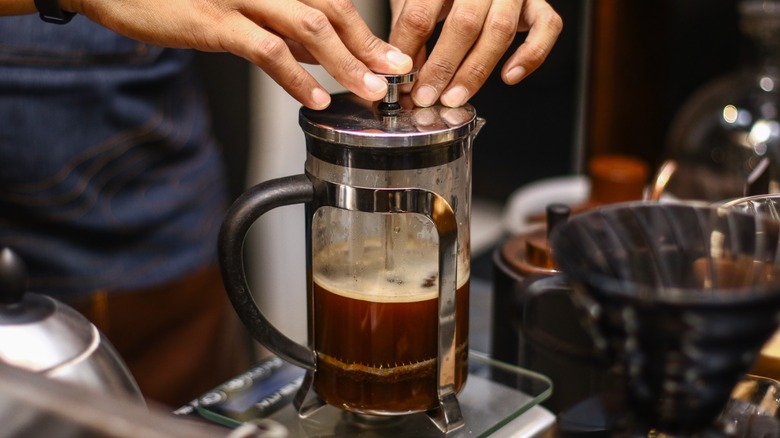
[219,70,483,433]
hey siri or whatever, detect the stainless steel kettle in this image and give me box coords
[0,247,143,402]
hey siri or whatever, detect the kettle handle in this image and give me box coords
[218,174,316,371]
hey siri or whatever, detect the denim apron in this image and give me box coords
[0,15,229,297]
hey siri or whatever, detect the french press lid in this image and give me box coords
[299,70,479,168]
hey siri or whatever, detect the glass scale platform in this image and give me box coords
[180,351,552,437]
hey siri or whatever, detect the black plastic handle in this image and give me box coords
[524,275,608,356]
[218,174,316,371]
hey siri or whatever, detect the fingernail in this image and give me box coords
[440,86,469,108]
[506,66,527,83]
[386,50,413,69]
[414,85,438,107]
[311,88,331,109]
[364,73,388,96]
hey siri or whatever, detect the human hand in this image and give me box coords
[60,0,413,109]
[388,0,562,107]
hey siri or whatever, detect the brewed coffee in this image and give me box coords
[312,242,469,414]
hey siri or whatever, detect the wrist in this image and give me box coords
[57,0,79,14]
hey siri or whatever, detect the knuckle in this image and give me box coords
[196,0,225,20]
[256,34,288,61]
[362,34,386,56]
[549,12,564,34]
[300,9,331,36]
[284,69,310,92]
[449,6,484,37]
[425,57,458,85]
[328,0,355,13]
[337,55,364,78]
[463,62,490,83]
[487,13,518,46]
[522,42,549,67]
[397,3,437,37]
[451,62,491,91]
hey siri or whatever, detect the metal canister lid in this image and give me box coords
[0,248,96,373]
[299,70,478,149]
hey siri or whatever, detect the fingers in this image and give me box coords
[303,0,413,75]
[419,0,515,108]
[222,0,414,109]
[501,0,562,85]
[392,0,562,108]
[250,1,388,103]
[388,0,447,65]
[257,0,417,105]
[416,0,493,107]
[221,14,333,109]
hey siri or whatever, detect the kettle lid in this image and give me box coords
[0,248,98,373]
[299,70,479,148]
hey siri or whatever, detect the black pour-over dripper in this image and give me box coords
[547,201,780,436]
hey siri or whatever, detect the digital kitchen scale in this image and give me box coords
[178,351,553,437]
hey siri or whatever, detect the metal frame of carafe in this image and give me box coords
[291,176,465,433]
[218,173,465,432]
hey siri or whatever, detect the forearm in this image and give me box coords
[0,0,38,15]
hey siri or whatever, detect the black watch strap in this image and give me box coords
[33,0,76,24]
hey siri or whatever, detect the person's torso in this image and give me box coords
[0,15,229,296]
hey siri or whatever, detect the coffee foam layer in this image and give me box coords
[313,240,468,303]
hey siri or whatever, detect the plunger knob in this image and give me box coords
[377,69,417,116]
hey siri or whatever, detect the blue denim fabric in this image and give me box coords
[0,15,229,297]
